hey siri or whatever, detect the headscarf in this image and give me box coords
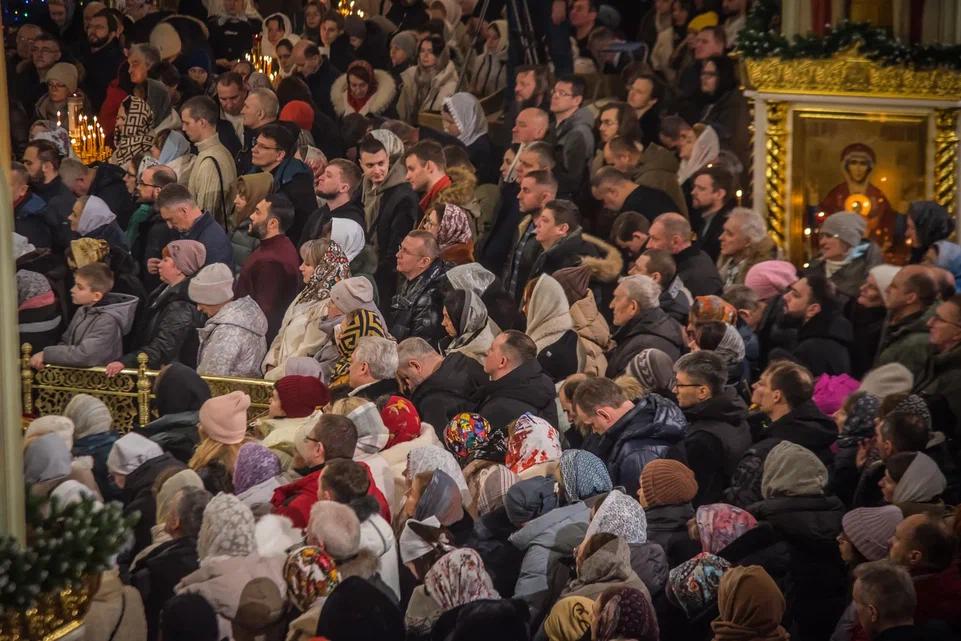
[261,12,298,57]
[345,60,379,112]
[678,125,719,185]
[594,586,660,641]
[932,240,961,288]
[690,295,737,325]
[398,515,454,564]
[283,545,341,611]
[908,201,954,255]
[143,79,172,129]
[695,504,757,554]
[761,441,828,499]
[107,433,163,476]
[584,489,648,545]
[76,196,117,236]
[443,92,488,146]
[473,464,519,516]
[445,263,495,297]
[370,128,406,162]
[892,393,932,430]
[67,238,110,269]
[711,566,789,641]
[347,401,390,456]
[155,469,204,526]
[428,203,473,250]
[526,275,574,352]
[157,129,191,164]
[838,393,881,448]
[713,323,746,368]
[505,413,563,475]
[424,548,499,611]
[197,493,256,560]
[25,415,74,451]
[380,396,421,448]
[362,128,407,229]
[414,470,465,526]
[17,270,53,307]
[154,362,211,416]
[316,577,405,641]
[24,433,72,485]
[64,393,113,438]
[331,308,387,386]
[444,413,499,462]
[14,233,36,259]
[626,348,676,396]
[446,290,493,356]
[51,479,98,506]
[110,95,154,165]
[667,552,731,618]
[503,476,559,526]
[295,240,350,306]
[892,452,947,503]
[558,449,612,502]
[232,443,281,494]
[407,446,470,503]
[544,596,595,641]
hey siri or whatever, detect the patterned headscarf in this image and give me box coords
[838,393,881,448]
[424,548,499,611]
[505,413,563,475]
[585,489,648,545]
[331,309,386,387]
[295,240,351,306]
[380,396,421,448]
[544,596,595,641]
[558,449,612,502]
[594,586,659,641]
[110,95,155,165]
[232,443,281,494]
[407,445,469,502]
[667,552,731,618]
[68,238,110,269]
[472,464,519,516]
[695,504,758,554]
[690,295,737,326]
[198,493,256,560]
[892,394,932,430]
[283,545,341,611]
[444,413,503,463]
[17,270,51,307]
[432,203,473,250]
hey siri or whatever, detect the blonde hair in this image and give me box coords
[300,238,331,266]
[614,374,644,400]
[187,436,255,476]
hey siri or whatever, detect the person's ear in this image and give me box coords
[737,309,751,323]
[807,301,822,319]
[91,290,105,303]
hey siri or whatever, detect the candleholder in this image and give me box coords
[69,113,111,164]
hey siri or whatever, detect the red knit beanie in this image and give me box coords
[279,100,315,132]
[275,376,329,418]
[639,459,699,508]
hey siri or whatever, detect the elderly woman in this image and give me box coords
[105,240,206,375]
[109,95,155,166]
[469,19,507,97]
[420,202,474,264]
[397,34,459,123]
[716,208,778,288]
[807,211,883,302]
[264,239,351,380]
[325,276,390,389]
[441,92,497,184]
[332,59,398,118]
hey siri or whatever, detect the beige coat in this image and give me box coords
[258,411,323,448]
[263,298,333,379]
[379,422,443,509]
[188,134,237,224]
[84,570,147,641]
[570,292,611,376]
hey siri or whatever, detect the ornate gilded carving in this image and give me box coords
[763,101,789,254]
[0,575,99,641]
[21,343,33,417]
[934,108,959,217]
[744,48,961,100]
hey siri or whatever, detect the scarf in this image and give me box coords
[838,393,881,448]
[432,203,473,250]
[667,552,731,618]
[892,452,946,503]
[414,469,465,526]
[407,445,469,502]
[331,309,386,387]
[526,274,574,352]
[678,125,719,185]
[696,504,757,554]
[110,96,154,165]
[197,493,256,560]
[443,92,488,147]
[295,240,350,306]
[505,413,562,475]
[711,566,790,641]
[584,489,648,545]
[424,548,498,611]
[558,449,612,502]
[544,597,595,641]
[419,174,451,212]
[345,60,379,113]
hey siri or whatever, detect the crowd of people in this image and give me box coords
[8,1,961,641]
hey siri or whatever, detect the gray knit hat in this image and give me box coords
[858,363,914,399]
[165,240,207,277]
[188,263,235,305]
[821,212,867,248]
[842,505,903,561]
[330,276,374,314]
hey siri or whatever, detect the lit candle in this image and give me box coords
[57,110,62,128]
[736,189,743,206]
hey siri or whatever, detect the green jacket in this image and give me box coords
[876,305,936,381]
[914,342,961,436]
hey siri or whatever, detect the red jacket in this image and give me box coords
[270,461,390,529]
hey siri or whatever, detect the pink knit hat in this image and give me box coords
[812,373,860,417]
[744,260,798,301]
[199,391,251,445]
[842,505,903,561]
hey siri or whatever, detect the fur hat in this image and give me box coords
[188,263,235,305]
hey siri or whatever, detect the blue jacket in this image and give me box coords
[182,211,234,269]
[73,431,121,501]
[591,393,687,497]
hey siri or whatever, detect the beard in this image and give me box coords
[247,221,267,239]
[316,189,340,200]
[778,308,806,329]
[88,35,109,49]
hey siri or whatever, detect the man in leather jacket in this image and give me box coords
[388,230,448,345]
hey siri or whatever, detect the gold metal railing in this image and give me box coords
[20,344,274,430]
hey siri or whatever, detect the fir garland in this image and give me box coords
[738,0,961,70]
[0,495,137,613]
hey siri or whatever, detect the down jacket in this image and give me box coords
[121,280,204,369]
[605,307,687,377]
[388,259,448,345]
[591,393,687,498]
[474,360,560,432]
[44,293,139,367]
[196,296,268,378]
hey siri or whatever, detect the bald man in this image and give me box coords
[647,212,722,296]
[512,108,550,144]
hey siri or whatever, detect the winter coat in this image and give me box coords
[271,159,318,247]
[176,553,286,641]
[195,296,268,378]
[503,215,542,300]
[181,211,235,269]
[511,502,591,623]
[536,330,580,382]
[605,307,687,376]
[674,245,723,297]
[808,242,884,303]
[633,143,688,215]
[388,259,448,344]
[660,276,692,325]
[364,168,419,306]
[130,536,199,641]
[469,39,507,97]
[683,390,752,507]
[644,503,700,568]
[529,230,601,281]
[561,535,649,601]
[84,570,148,641]
[188,136,237,225]
[32,176,76,238]
[397,60,459,123]
[73,431,121,502]
[90,163,135,229]
[755,293,798,370]
[409,352,487,438]
[331,69,398,117]
[139,412,200,465]
[554,107,596,196]
[592,393,688,497]
[914,343,961,441]
[748,495,847,641]
[359,513,401,602]
[262,297,333,379]
[725,401,837,508]
[570,292,611,376]
[44,293,139,367]
[234,234,301,344]
[876,306,936,382]
[717,236,779,289]
[474,360,560,432]
[846,302,886,379]
[122,453,185,562]
[121,280,203,369]
[129,207,177,292]
[628,541,670,598]
[270,464,390,529]
[15,192,69,251]
[778,309,853,377]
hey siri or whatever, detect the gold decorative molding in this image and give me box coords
[763,101,789,254]
[0,574,99,641]
[934,108,959,217]
[744,48,961,100]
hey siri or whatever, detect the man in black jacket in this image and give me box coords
[475,331,558,432]
[251,123,318,245]
[606,274,687,376]
[131,165,179,292]
[304,158,366,251]
[503,170,556,301]
[593,167,678,225]
[389,231,448,344]
[673,351,751,506]
[22,140,75,226]
[11,162,69,251]
[528,199,600,280]
[80,9,124,112]
[648,212,722,297]
[776,272,853,376]
[630,248,691,325]
[689,166,735,262]
[59,157,135,229]
[396,337,486,437]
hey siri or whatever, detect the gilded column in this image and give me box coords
[934,108,959,218]
[764,101,789,254]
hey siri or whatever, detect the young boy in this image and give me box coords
[30,263,139,369]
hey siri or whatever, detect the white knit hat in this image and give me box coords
[188,263,235,305]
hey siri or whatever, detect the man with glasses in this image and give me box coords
[915,294,961,437]
[549,74,595,195]
[180,95,237,226]
[130,165,178,290]
[389,231,448,343]
[80,10,123,111]
[238,88,280,174]
[673,351,750,506]
[14,32,62,115]
[250,122,318,245]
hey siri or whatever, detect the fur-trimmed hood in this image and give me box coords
[337,548,380,580]
[331,69,398,117]
[436,165,477,208]
[580,234,624,283]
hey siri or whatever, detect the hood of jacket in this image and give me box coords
[88,292,139,336]
[683,389,748,428]
[437,165,477,208]
[637,142,680,174]
[272,156,312,189]
[77,195,117,236]
[579,234,623,283]
[555,107,595,139]
[570,293,612,348]
[574,535,638,586]
[767,400,837,455]
[15,192,47,218]
[208,295,268,338]
[509,502,590,551]
[799,309,853,345]
[614,307,685,351]
[609,392,687,444]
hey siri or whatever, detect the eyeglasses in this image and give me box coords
[671,377,703,390]
[931,313,961,328]
[552,88,573,98]
[138,180,158,188]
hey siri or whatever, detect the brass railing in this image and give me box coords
[20,344,274,430]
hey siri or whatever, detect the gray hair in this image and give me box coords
[674,351,726,396]
[653,212,691,240]
[853,560,917,625]
[175,486,212,539]
[728,207,768,244]
[129,43,161,68]
[353,336,398,380]
[396,337,438,364]
[250,88,280,119]
[59,157,88,185]
[619,274,661,310]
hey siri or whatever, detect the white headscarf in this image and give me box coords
[678,125,720,185]
[107,433,163,476]
[77,196,117,236]
[443,92,488,147]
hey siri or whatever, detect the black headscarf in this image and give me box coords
[154,362,212,416]
[909,201,955,262]
[316,577,405,641]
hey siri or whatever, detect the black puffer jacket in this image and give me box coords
[411,352,487,437]
[121,453,185,565]
[644,503,700,568]
[748,495,847,641]
[674,244,722,297]
[778,309,853,377]
[90,162,135,229]
[606,307,687,376]
[136,362,211,463]
[683,390,752,507]
[121,279,204,369]
[389,259,448,346]
[474,360,559,432]
[130,536,200,641]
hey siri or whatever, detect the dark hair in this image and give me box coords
[701,54,738,96]
[276,76,315,109]
[692,165,735,202]
[885,452,917,483]
[265,192,295,233]
[611,211,650,243]
[500,330,537,364]
[406,139,446,169]
[572,377,628,414]
[626,71,665,103]
[554,74,586,99]
[640,248,677,283]
[723,284,759,311]
[151,166,178,188]
[75,263,114,294]
[26,139,63,169]
[323,11,345,29]
[421,34,446,57]
[443,289,467,335]
[521,169,558,191]
[216,71,244,89]
[907,516,957,573]
[598,101,640,139]
[312,414,358,460]
[804,271,839,315]
[358,133,387,157]
[515,64,550,97]
[181,95,219,125]
[543,199,581,232]
[175,486,212,538]
[880,412,930,453]
[675,350,726,396]
[591,166,632,189]
[198,459,233,494]
[694,321,727,351]
[259,121,296,156]
[442,145,475,173]
[266,15,285,30]
[342,113,373,148]
[92,9,120,32]
[659,114,691,141]
[767,362,814,408]
[155,183,195,210]
[320,458,370,503]
[149,61,180,87]
[607,134,644,156]
[903,269,938,307]
[328,159,363,196]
